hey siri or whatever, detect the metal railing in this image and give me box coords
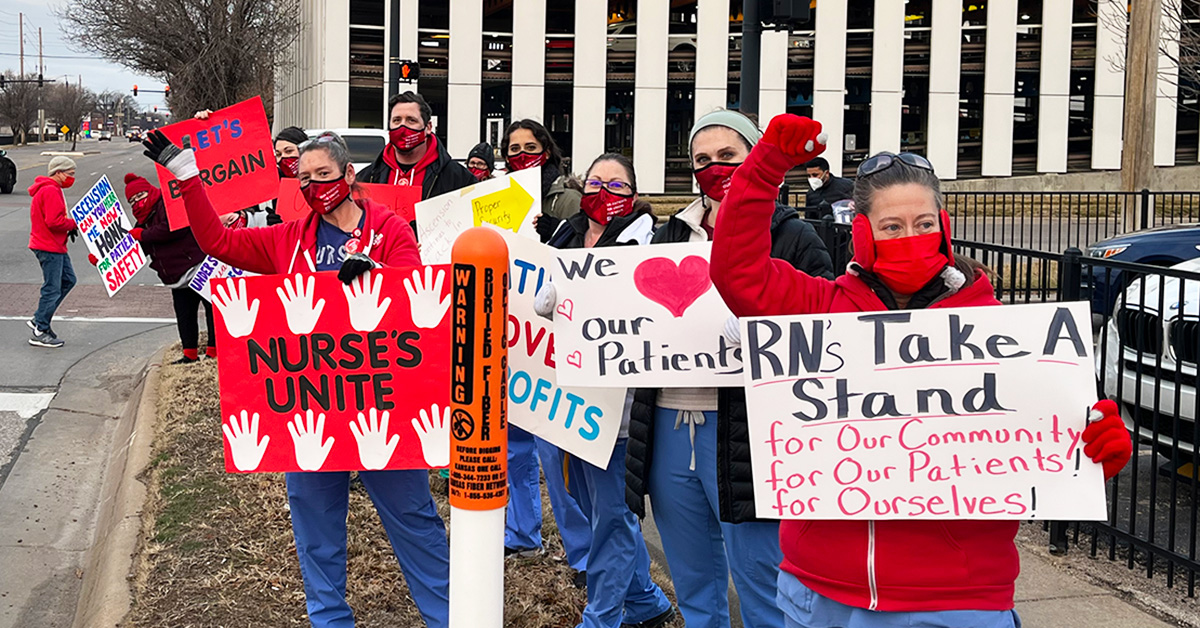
[805,218,1200,595]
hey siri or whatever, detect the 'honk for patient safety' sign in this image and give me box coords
[69,175,147,296]
[741,302,1108,521]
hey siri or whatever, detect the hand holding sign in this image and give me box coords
[276,274,326,334]
[222,411,269,472]
[405,266,451,329]
[288,410,335,471]
[214,278,260,338]
[350,408,400,470]
[413,404,451,467]
[342,270,392,331]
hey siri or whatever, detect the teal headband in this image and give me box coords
[688,110,763,151]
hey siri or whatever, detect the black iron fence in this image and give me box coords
[806,218,1200,596]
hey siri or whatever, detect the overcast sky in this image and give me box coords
[0,0,168,110]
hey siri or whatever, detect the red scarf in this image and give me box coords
[383,133,441,189]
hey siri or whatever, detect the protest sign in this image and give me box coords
[551,242,739,388]
[188,255,255,301]
[213,266,452,473]
[68,175,147,296]
[740,302,1107,521]
[274,178,307,222]
[415,167,541,265]
[355,183,421,223]
[497,229,627,467]
[156,97,279,230]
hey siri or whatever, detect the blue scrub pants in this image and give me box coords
[286,470,449,628]
[570,438,672,628]
[648,408,784,628]
[505,425,591,570]
[778,572,1021,628]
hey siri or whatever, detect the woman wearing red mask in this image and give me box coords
[710,114,1133,628]
[139,130,449,628]
[623,110,832,628]
[120,173,212,363]
[532,154,676,628]
[503,119,581,229]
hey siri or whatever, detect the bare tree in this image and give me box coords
[58,0,299,122]
[1100,0,1200,113]
[0,72,40,146]
[45,83,94,151]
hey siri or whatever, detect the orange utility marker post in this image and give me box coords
[449,227,510,628]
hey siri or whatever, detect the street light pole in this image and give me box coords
[740,0,761,117]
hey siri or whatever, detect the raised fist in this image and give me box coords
[760,114,828,168]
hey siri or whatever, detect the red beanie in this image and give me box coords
[124,173,162,224]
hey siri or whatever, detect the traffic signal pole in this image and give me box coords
[739,0,761,117]
[388,0,401,100]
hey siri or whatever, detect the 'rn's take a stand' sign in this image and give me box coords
[741,302,1108,521]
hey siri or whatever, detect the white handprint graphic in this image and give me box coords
[412,404,451,468]
[404,266,451,329]
[277,273,326,334]
[287,409,335,471]
[342,270,392,332]
[349,408,400,470]
[213,278,260,338]
[222,410,269,471]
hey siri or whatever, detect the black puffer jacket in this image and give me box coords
[136,198,206,286]
[624,199,834,524]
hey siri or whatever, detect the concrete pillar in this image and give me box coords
[926,0,962,179]
[447,0,482,156]
[571,0,607,169]
[511,0,547,121]
[981,0,1017,176]
[633,0,668,193]
[812,0,848,176]
[1037,0,1072,173]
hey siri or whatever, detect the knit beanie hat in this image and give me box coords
[48,156,76,175]
[468,142,494,171]
[275,126,308,146]
[124,173,162,223]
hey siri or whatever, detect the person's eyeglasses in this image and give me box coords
[856,152,935,179]
[584,179,634,195]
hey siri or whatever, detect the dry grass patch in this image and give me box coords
[126,351,682,627]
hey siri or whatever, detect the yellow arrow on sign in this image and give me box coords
[60,125,69,134]
[471,176,535,232]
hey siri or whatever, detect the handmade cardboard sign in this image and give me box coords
[355,183,421,223]
[213,266,452,473]
[497,229,627,467]
[740,302,1107,520]
[68,175,148,296]
[551,242,740,388]
[156,97,279,230]
[415,167,541,265]
[189,255,255,301]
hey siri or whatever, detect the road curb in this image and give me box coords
[39,151,100,157]
[70,346,165,628]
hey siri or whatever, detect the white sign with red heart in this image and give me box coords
[551,242,741,387]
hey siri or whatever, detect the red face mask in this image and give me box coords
[278,156,299,178]
[580,188,635,226]
[507,151,548,172]
[469,166,490,181]
[851,212,954,297]
[301,177,351,215]
[62,176,76,189]
[389,125,427,152]
[692,162,739,202]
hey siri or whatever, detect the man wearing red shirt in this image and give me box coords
[27,156,80,348]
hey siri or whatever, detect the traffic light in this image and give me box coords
[398,60,421,82]
[0,75,6,89]
[133,84,138,96]
[37,74,43,87]
[164,85,170,96]
[153,106,158,112]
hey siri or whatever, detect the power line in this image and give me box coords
[0,51,100,59]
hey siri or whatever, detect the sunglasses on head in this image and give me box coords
[856,152,935,178]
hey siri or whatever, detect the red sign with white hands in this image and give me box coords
[213,265,453,473]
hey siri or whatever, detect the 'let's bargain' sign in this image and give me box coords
[69,176,147,296]
[741,302,1108,521]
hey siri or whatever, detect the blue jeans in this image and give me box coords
[570,439,672,628]
[32,250,76,332]
[649,408,783,628]
[777,572,1021,628]
[286,470,449,628]
[505,425,591,570]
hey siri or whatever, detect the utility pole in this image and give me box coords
[739,0,761,117]
[19,12,25,145]
[38,27,44,144]
[1121,0,1161,192]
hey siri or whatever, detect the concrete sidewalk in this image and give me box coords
[642,507,1177,627]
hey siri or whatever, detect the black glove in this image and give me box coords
[338,253,379,284]
[535,214,561,243]
[142,130,200,179]
[68,229,78,242]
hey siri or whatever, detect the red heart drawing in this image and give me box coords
[566,351,583,368]
[557,299,574,321]
[634,255,712,318]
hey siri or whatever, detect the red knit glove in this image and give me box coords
[129,228,144,241]
[87,253,98,266]
[1083,399,1132,480]
[759,114,828,168]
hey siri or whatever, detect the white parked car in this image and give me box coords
[1098,258,1200,456]
[307,128,388,176]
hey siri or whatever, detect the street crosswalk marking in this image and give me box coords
[0,315,175,324]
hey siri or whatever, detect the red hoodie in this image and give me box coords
[710,141,1018,613]
[176,176,418,274]
[28,176,77,254]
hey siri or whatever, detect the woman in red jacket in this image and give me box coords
[140,130,449,628]
[709,114,1133,628]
